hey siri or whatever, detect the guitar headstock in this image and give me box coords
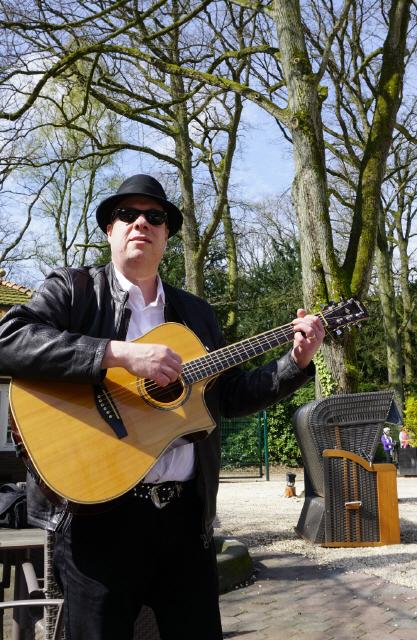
[318,298,369,336]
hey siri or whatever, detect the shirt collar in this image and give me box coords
[113,265,165,307]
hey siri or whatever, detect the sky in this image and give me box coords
[121,99,294,201]
[233,102,294,200]
[3,98,295,287]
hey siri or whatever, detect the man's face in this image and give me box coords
[107,195,169,276]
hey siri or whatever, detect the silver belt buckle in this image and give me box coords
[150,485,169,509]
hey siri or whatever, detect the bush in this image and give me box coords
[220,383,316,469]
[267,383,316,467]
[404,394,417,445]
[221,417,261,468]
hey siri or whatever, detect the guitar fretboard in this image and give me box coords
[177,297,367,385]
[181,323,299,384]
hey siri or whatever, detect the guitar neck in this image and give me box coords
[181,321,307,385]
[179,297,368,385]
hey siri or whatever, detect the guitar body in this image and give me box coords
[10,323,215,505]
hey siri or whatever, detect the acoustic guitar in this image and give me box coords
[9,298,367,504]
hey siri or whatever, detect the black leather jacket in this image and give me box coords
[0,263,313,540]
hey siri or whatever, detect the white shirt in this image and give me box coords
[113,266,195,483]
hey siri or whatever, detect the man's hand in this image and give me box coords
[102,341,182,387]
[291,309,325,370]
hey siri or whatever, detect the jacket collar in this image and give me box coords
[105,262,128,304]
[162,281,185,324]
[105,261,188,326]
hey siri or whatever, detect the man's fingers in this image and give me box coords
[122,342,183,384]
[292,312,325,344]
[154,372,174,387]
[163,363,182,382]
[291,310,325,369]
[152,346,182,385]
[152,361,182,387]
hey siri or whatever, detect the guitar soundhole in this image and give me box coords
[138,377,189,410]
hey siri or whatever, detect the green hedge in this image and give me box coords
[267,383,316,467]
[220,415,261,469]
[221,383,316,469]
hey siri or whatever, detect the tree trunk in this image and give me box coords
[395,211,416,387]
[345,0,411,295]
[173,104,202,295]
[316,334,358,397]
[376,213,404,412]
[169,2,202,296]
[273,0,353,393]
[222,202,238,338]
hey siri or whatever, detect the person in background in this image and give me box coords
[381,426,395,462]
[399,427,410,448]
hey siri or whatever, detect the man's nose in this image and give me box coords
[133,213,149,228]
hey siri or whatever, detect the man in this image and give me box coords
[0,174,325,640]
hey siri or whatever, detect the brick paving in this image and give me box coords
[220,551,417,640]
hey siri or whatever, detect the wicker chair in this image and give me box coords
[293,391,401,546]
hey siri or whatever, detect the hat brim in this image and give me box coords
[96,193,183,238]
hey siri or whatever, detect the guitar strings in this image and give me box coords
[104,311,340,405]
[104,321,298,404]
[103,314,332,404]
[97,303,356,406]
[133,318,338,403]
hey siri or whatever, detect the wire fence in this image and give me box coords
[219,411,269,479]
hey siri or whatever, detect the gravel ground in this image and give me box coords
[215,471,417,590]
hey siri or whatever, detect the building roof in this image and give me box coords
[0,278,34,307]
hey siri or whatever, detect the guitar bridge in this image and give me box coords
[93,384,128,439]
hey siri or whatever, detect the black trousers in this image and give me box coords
[384,450,393,463]
[53,486,223,640]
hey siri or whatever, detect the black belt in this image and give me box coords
[132,480,191,509]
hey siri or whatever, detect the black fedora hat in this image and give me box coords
[96,174,183,238]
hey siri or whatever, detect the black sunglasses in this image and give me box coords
[111,207,168,226]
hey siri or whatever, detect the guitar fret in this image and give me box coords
[182,299,367,385]
[183,326,296,384]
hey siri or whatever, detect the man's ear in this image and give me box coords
[107,224,113,238]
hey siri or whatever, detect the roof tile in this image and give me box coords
[0,279,34,306]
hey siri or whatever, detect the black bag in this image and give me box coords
[0,483,28,528]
